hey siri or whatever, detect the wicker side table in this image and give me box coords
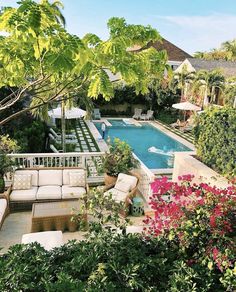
[31,200,81,232]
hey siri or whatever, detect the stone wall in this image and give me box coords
[172,152,229,188]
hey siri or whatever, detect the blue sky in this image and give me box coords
[1,0,236,54]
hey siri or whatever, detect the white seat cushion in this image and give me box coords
[10,187,38,201]
[0,198,7,222]
[63,169,86,185]
[15,170,38,186]
[22,231,63,251]
[115,173,138,193]
[38,170,62,186]
[61,185,86,199]
[36,186,61,200]
[104,188,128,202]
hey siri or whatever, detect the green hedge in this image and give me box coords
[0,232,232,291]
[194,107,236,177]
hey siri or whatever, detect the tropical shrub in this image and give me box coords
[145,176,236,291]
[14,120,48,153]
[194,107,236,177]
[103,138,139,176]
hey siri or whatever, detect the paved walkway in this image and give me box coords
[0,211,146,254]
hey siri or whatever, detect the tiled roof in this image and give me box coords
[187,58,236,77]
[132,38,192,62]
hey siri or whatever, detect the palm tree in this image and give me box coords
[193,51,205,59]
[193,70,225,107]
[173,65,195,101]
[222,39,236,60]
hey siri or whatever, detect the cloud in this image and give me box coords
[154,14,236,54]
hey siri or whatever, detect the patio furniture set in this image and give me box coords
[0,167,140,250]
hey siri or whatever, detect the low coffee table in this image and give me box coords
[31,200,81,233]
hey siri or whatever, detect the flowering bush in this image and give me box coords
[144,175,236,290]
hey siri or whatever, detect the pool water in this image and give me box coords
[95,120,191,169]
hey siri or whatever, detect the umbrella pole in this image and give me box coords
[61,99,66,153]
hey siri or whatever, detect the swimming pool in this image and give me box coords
[95,120,191,169]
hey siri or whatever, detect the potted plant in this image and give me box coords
[103,138,139,185]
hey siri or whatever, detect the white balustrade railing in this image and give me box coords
[7,152,154,198]
[7,152,105,173]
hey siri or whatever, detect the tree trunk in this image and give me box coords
[61,99,66,153]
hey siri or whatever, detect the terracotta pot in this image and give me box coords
[104,173,117,186]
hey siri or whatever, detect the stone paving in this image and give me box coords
[0,211,146,254]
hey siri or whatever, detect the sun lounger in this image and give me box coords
[132,108,142,120]
[140,110,154,120]
[93,108,101,120]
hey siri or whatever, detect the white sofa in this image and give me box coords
[9,168,88,211]
[0,195,9,229]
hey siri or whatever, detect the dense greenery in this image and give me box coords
[194,107,236,177]
[0,0,167,126]
[1,178,235,291]
[194,38,236,61]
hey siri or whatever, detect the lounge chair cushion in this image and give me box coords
[13,174,32,190]
[63,169,85,185]
[15,170,38,186]
[22,231,63,251]
[38,170,62,186]
[10,187,38,201]
[104,188,128,202]
[0,198,7,223]
[61,185,86,199]
[36,186,61,200]
[115,173,138,193]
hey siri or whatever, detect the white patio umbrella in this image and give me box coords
[172,101,201,121]
[48,106,86,119]
[48,105,86,152]
[172,101,201,111]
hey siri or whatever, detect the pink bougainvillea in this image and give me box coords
[144,175,236,272]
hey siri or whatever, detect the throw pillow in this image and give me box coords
[13,174,32,190]
[69,171,85,187]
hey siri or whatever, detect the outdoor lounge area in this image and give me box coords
[0,0,235,290]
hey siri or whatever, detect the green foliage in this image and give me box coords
[0,135,19,186]
[73,187,130,234]
[194,107,236,177]
[1,227,235,291]
[0,134,19,154]
[14,120,47,153]
[194,38,236,61]
[103,138,139,176]
[223,78,236,106]
[0,0,167,126]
